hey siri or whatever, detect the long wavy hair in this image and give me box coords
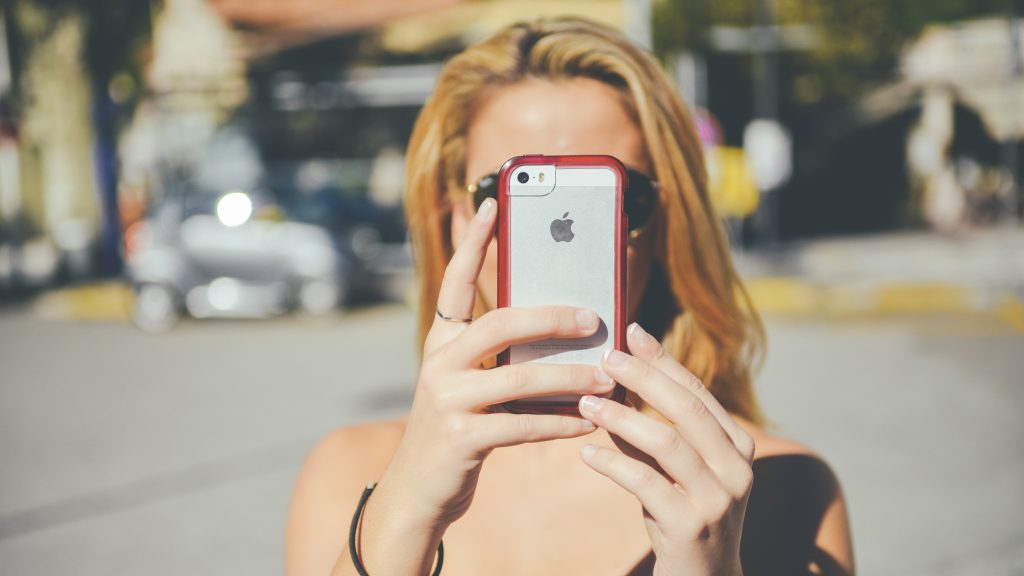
[403,17,766,424]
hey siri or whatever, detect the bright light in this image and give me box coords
[207,277,241,311]
[216,192,252,227]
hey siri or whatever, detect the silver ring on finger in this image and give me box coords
[436,307,473,323]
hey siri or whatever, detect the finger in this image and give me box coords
[578,394,724,506]
[442,305,600,367]
[601,346,751,487]
[427,197,497,353]
[453,363,616,412]
[625,323,755,462]
[469,413,597,449]
[579,443,695,534]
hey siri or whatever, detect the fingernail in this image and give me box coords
[580,394,604,413]
[602,349,628,367]
[580,419,596,430]
[576,309,598,330]
[581,444,597,459]
[628,322,657,347]
[476,197,494,218]
[594,368,614,387]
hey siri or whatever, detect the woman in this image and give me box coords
[286,17,854,576]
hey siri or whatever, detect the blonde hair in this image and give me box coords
[404,17,766,424]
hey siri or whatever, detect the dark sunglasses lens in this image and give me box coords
[473,174,498,212]
[624,169,657,232]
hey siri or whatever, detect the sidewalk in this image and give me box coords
[21,228,1024,331]
[738,228,1024,330]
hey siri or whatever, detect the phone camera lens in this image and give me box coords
[517,172,529,184]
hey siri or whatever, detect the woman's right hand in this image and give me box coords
[352,197,614,574]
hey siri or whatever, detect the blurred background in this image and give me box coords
[1,0,1022,573]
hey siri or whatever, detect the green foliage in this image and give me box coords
[653,0,1019,98]
[652,0,751,52]
[10,0,156,107]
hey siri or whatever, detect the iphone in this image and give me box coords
[496,155,628,415]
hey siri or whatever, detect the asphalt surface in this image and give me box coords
[1,305,1022,575]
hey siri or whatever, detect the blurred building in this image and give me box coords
[898,18,1024,231]
[775,17,1023,239]
[0,5,99,289]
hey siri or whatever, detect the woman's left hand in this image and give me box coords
[577,322,756,576]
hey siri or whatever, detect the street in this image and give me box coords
[1,304,1022,575]
[3,0,1024,573]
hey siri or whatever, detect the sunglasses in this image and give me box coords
[465,166,659,237]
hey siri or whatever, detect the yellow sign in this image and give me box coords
[707,146,759,218]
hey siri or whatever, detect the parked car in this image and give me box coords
[125,191,351,332]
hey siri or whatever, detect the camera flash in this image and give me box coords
[538,173,545,183]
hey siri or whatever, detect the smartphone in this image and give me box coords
[496,155,628,415]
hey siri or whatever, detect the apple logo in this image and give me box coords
[550,212,575,242]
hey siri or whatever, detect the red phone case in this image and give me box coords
[496,155,629,415]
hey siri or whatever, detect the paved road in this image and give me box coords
[1,306,1022,575]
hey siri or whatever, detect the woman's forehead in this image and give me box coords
[464,77,650,183]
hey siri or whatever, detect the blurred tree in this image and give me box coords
[653,0,1020,99]
[6,0,156,275]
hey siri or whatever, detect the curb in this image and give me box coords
[745,277,1024,330]
[27,279,1024,332]
[31,282,133,323]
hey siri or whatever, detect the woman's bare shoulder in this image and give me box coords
[748,424,819,459]
[314,417,407,469]
[730,414,828,461]
[285,416,408,576]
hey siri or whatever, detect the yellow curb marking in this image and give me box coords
[32,282,134,322]
[746,277,1023,332]
[743,277,820,315]
[874,282,971,314]
[995,294,1024,332]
